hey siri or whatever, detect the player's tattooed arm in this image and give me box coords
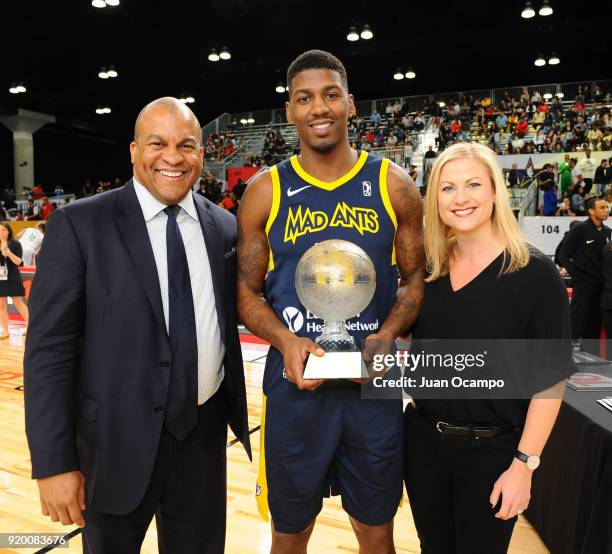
[237,172,324,390]
[237,172,287,345]
[378,162,425,339]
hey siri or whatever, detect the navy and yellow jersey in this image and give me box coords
[255,150,403,526]
[264,150,399,367]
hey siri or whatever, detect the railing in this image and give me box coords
[201,113,231,140]
[201,78,611,132]
[15,194,76,212]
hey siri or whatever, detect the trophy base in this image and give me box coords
[303,350,365,380]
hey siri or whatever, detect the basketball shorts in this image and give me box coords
[256,348,403,534]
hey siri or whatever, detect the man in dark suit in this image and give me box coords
[24,97,251,554]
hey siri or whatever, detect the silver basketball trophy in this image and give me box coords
[295,239,376,379]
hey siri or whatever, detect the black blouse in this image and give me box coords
[410,249,575,428]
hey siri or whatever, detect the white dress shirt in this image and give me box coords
[133,178,225,405]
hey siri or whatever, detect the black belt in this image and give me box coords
[419,412,518,439]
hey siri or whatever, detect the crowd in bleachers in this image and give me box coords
[203,125,242,162]
[437,85,612,155]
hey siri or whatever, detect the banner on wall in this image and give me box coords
[520,216,588,258]
[227,167,263,191]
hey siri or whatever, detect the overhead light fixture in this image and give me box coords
[219,46,231,60]
[543,93,553,100]
[539,0,553,16]
[105,0,120,5]
[555,92,564,98]
[285,86,289,92]
[98,68,109,79]
[360,24,373,40]
[95,107,104,114]
[347,26,359,42]
[240,118,248,125]
[92,0,106,7]
[521,1,536,18]
[247,116,255,124]
[534,54,546,66]
[393,70,405,80]
[106,67,118,78]
[9,83,26,94]
[548,53,560,65]
[275,82,285,93]
[208,48,220,62]
[405,69,416,79]
[185,96,195,104]
[438,101,446,107]
[96,107,111,114]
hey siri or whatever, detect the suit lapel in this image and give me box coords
[193,193,227,338]
[116,180,167,336]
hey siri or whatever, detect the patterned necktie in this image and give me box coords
[163,205,198,440]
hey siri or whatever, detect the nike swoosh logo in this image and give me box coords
[287,185,312,197]
[587,240,595,244]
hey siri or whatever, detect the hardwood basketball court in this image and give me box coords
[0,327,549,553]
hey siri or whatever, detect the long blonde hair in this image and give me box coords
[424,142,529,281]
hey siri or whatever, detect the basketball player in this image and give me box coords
[237,50,424,554]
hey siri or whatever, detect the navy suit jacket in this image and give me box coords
[24,180,251,514]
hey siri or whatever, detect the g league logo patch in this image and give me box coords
[362,180,372,197]
[282,306,304,333]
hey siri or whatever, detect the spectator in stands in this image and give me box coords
[539,164,557,216]
[558,155,574,198]
[54,185,64,197]
[515,118,528,136]
[578,148,598,194]
[24,199,40,221]
[220,191,235,211]
[0,221,29,338]
[559,197,610,353]
[507,163,520,188]
[385,102,394,115]
[370,110,381,124]
[594,160,609,195]
[606,157,612,187]
[424,145,436,160]
[556,196,575,216]
[496,111,508,131]
[40,197,54,220]
[32,184,44,199]
[82,179,93,197]
[571,183,586,215]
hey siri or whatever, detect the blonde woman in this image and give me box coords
[403,143,574,553]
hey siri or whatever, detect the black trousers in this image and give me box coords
[583,178,594,195]
[82,390,227,554]
[571,282,603,354]
[602,309,612,359]
[403,406,520,554]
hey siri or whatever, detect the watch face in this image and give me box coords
[527,455,541,470]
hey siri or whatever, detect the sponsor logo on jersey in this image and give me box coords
[282,306,304,333]
[362,180,372,196]
[287,185,312,197]
[283,202,379,244]
[255,484,262,496]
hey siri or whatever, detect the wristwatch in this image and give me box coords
[515,450,540,470]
